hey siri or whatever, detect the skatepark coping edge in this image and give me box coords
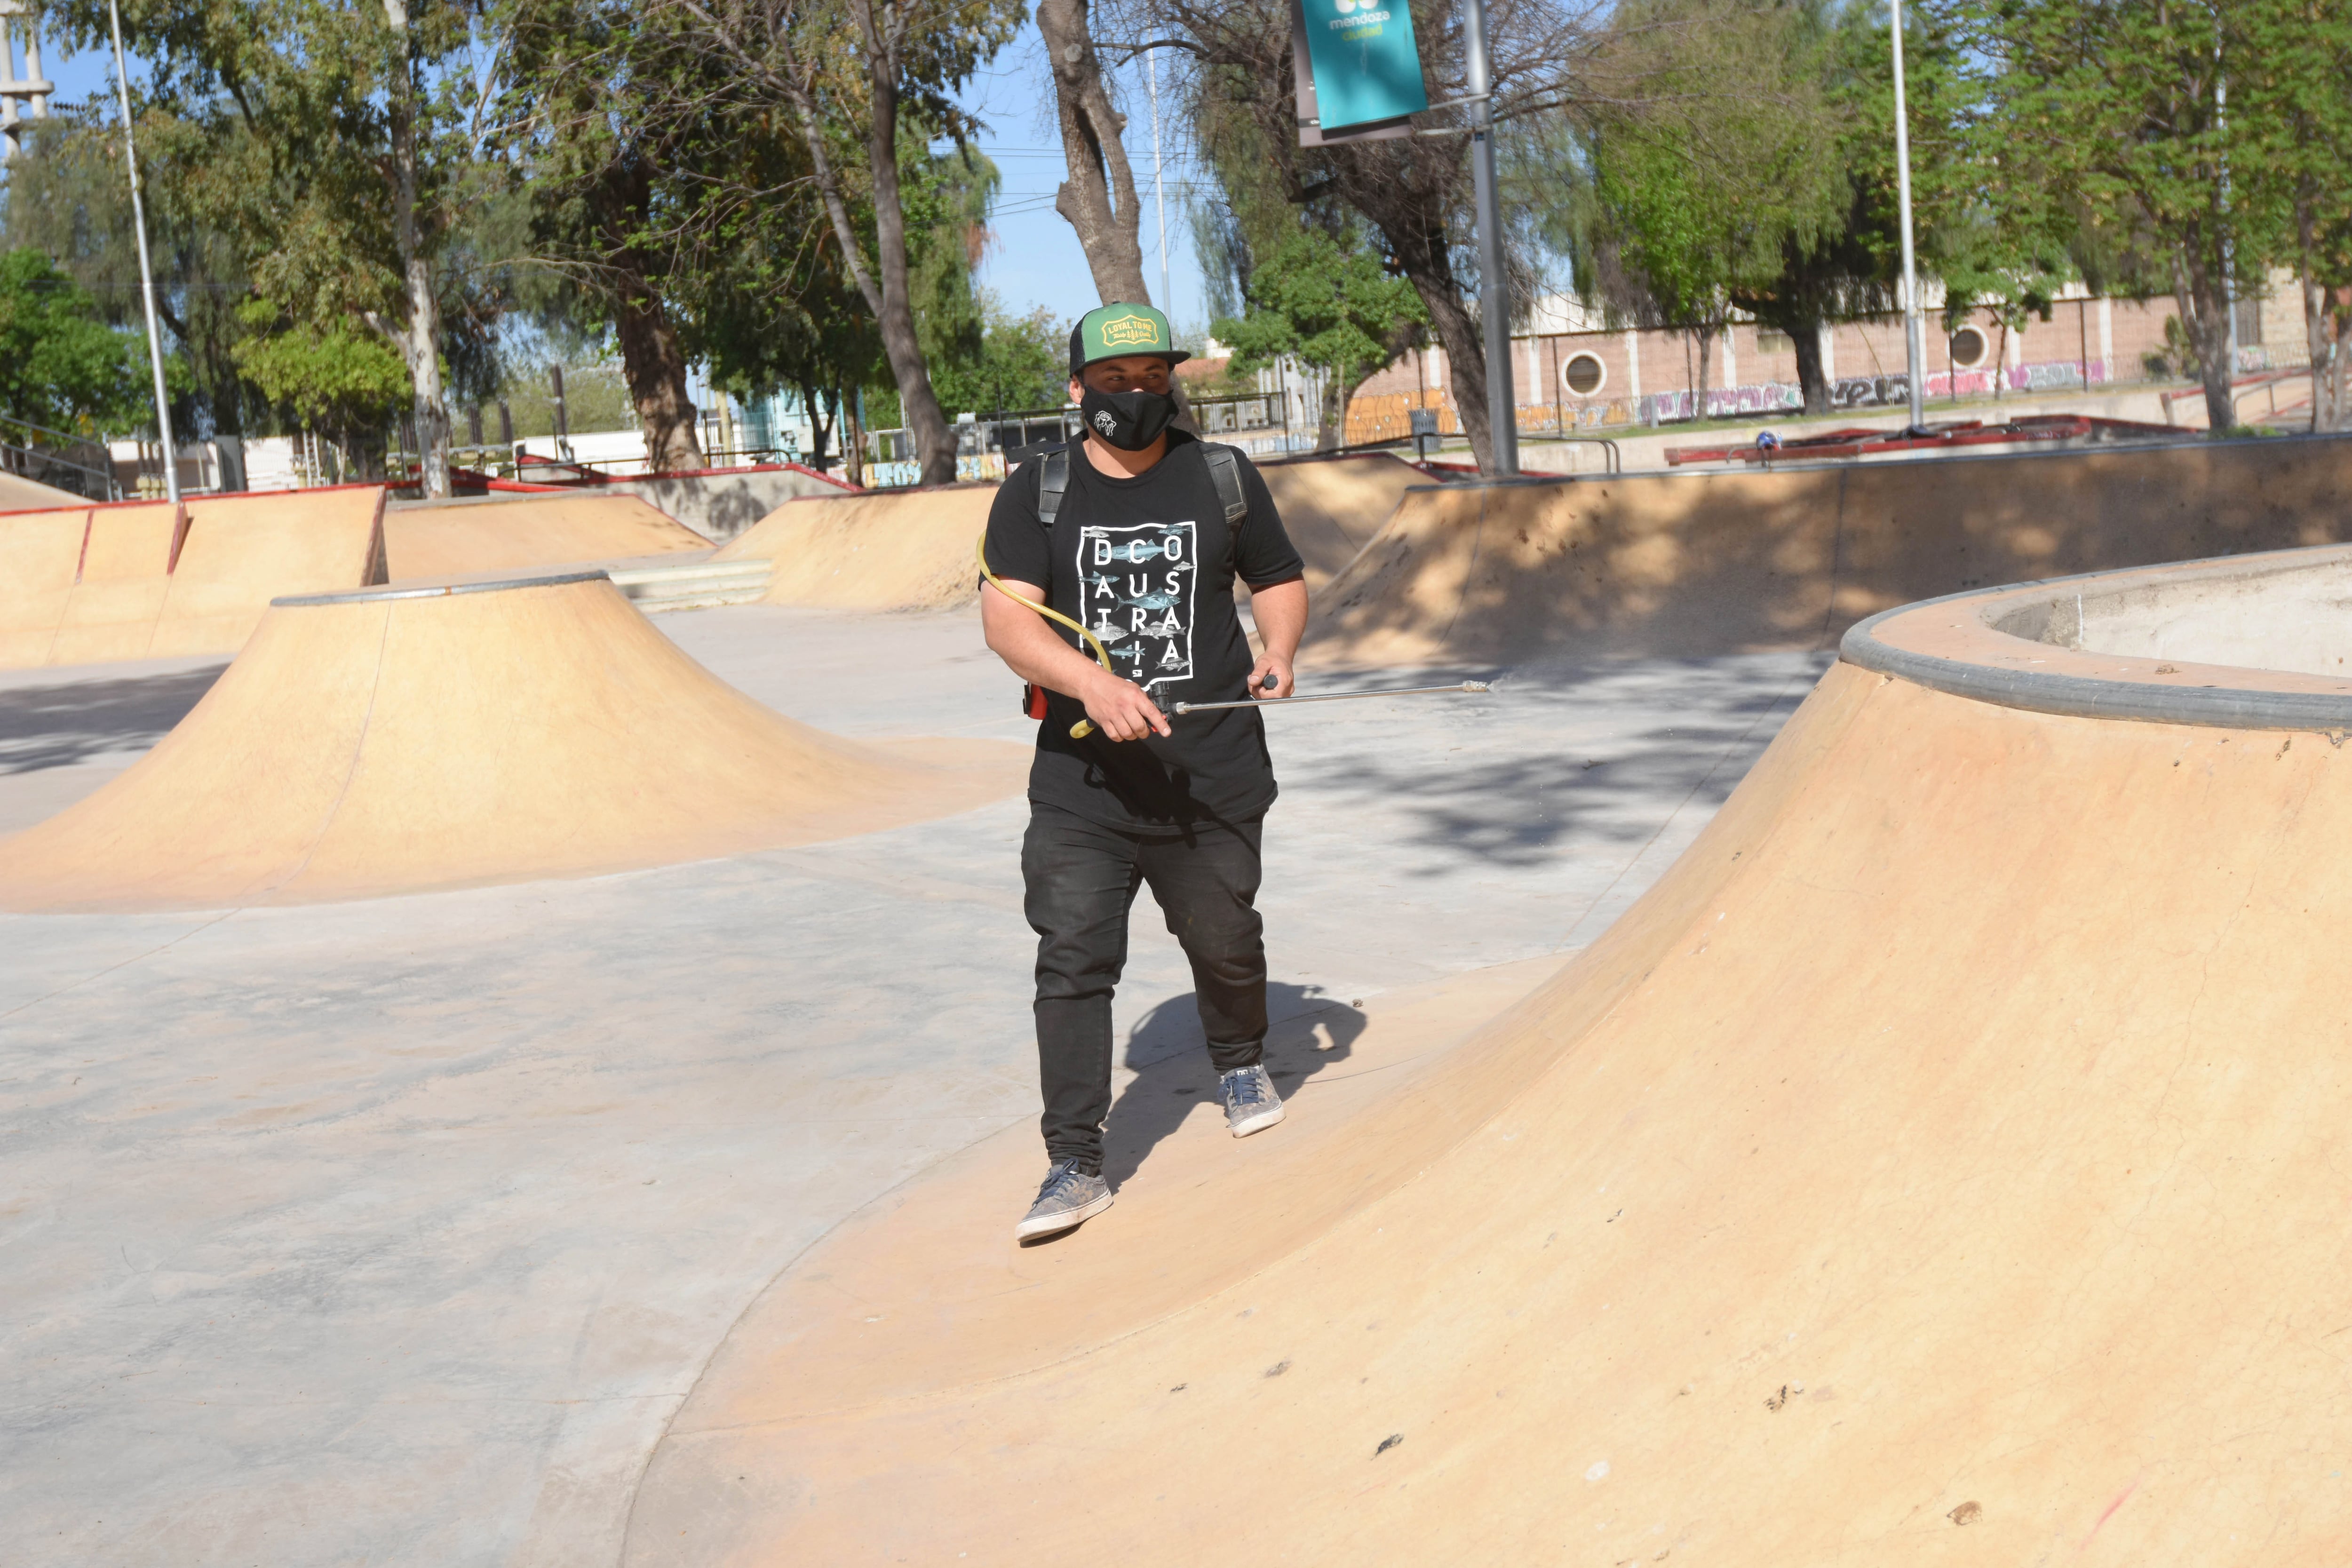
[1843,543,2352,731]
[272,569,610,606]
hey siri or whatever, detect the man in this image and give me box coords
[980,302,1309,1242]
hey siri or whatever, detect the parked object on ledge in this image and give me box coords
[1665,414,2184,467]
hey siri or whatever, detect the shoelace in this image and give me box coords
[1037,1160,1087,1203]
[1224,1068,1266,1107]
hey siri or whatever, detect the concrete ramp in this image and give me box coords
[0,486,386,670]
[1256,450,1426,585]
[382,492,710,580]
[711,484,996,610]
[710,453,1424,613]
[0,470,87,510]
[1310,434,2352,666]
[0,573,1025,911]
[620,545,2352,1564]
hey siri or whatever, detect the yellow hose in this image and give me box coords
[976,534,1114,740]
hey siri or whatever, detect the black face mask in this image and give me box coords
[1078,386,1178,451]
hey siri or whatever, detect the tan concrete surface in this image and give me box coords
[0,469,87,509]
[1310,434,2352,667]
[710,484,999,610]
[1866,543,2352,696]
[1256,451,1423,586]
[383,492,709,580]
[713,454,1428,612]
[625,621,2352,1564]
[0,576,1025,910]
[0,488,386,670]
[1,604,1804,1568]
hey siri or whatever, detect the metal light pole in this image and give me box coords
[1147,48,1170,312]
[1462,0,1517,475]
[1889,0,1926,433]
[108,0,178,502]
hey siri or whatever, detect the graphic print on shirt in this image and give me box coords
[1077,520,1197,693]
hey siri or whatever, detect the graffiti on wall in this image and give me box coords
[1828,359,2111,409]
[1640,383,1807,422]
[1513,401,1640,431]
[1343,353,2124,447]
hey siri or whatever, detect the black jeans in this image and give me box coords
[1022,801,1268,1174]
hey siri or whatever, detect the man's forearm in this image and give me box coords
[1250,577,1309,661]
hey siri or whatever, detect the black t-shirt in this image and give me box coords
[983,432,1306,831]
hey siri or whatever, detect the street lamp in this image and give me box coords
[1890,0,1926,433]
[107,0,178,501]
[1463,0,1517,474]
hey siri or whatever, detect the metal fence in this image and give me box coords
[0,413,120,501]
[853,392,1330,488]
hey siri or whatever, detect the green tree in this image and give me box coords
[1213,229,1427,449]
[1719,1,1980,414]
[230,298,413,468]
[0,247,147,432]
[662,120,999,482]
[640,0,1024,486]
[1542,0,1848,412]
[494,0,722,470]
[2234,0,2352,431]
[0,111,256,438]
[1934,222,2074,405]
[928,296,1069,416]
[49,0,490,493]
[1963,0,2259,432]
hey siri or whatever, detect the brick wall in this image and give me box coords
[1341,284,2309,443]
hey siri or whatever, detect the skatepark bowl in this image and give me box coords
[8,501,2352,1563]
[617,543,2352,1565]
[0,557,1824,1565]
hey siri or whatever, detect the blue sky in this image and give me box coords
[23,22,1215,336]
[18,28,114,110]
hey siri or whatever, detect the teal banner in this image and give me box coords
[1298,0,1429,131]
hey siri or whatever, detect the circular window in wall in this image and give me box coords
[1949,325,1990,368]
[1561,351,1607,398]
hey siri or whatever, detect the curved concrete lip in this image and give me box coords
[272,569,611,608]
[1841,543,2352,732]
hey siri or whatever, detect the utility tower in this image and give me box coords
[0,0,51,162]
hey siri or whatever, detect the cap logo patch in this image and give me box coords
[1099,313,1161,348]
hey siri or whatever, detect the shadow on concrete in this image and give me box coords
[0,666,224,773]
[1279,656,1821,872]
[1098,982,1368,1190]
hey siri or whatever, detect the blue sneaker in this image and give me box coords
[1219,1064,1286,1138]
[1016,1158,1113,1241]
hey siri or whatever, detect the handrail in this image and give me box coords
[0,409,119,448]
[2159,367,2310,424]
[0,436,119,500]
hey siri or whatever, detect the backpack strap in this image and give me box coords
[1200,443,1248,526]
[1036,444,1070,526]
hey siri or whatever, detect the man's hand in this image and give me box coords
[1081,669,1171,741]
[1248,652,1295,700]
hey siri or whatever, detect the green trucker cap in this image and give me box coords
[1068,302,1190,375]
